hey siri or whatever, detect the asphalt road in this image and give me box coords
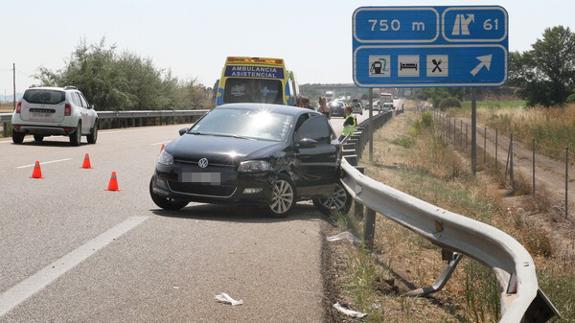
[0,111,368,322]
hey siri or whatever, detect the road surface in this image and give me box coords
[0,111,367,322]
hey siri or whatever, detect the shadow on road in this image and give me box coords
[19,140,85,147]
[152,202,326,223]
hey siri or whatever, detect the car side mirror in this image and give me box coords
[297,138,318,148]
[90,104,95,110]
[178,128,188,136]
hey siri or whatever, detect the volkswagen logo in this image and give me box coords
[198,158,209,169]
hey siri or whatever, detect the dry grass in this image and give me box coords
[0,102,13,112]
[345,108,575,321]
[450,102,575,161]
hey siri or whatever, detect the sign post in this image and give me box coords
[352,6,508,173]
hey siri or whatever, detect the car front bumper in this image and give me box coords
[151,163,274,205]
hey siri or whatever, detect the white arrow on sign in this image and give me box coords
[470,55,493,77]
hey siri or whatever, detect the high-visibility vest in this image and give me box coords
[342,114,357,137]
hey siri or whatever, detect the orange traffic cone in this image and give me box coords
[106,171,120,191]
[82,153,92,169]
[31,160,43,179]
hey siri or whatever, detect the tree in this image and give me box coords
[36,39,211,110]
[508,26,575,107]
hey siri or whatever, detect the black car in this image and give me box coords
[149,103,351,217]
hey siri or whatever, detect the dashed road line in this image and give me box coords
[0,216,149,318]
[16,158,72,169]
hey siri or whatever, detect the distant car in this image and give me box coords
[11,86,98,146]
[351,99,363,115]
[382,102,394,111]
[328,100,345,117]
[149,103,352,217]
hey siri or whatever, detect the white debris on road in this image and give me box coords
[333,302,367,319]
[215,293,244,306]
[326,231,360,245]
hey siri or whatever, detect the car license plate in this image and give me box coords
[180,171,221,185]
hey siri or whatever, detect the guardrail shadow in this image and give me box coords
[151,202,325,224]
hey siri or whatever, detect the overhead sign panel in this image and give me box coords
[352,6,508,87]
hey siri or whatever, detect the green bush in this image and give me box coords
[421,111,433,128]
[567,93,575,103]
[438,97,462,110]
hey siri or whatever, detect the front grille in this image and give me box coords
[174,158,235,168]
[168,182,236,197]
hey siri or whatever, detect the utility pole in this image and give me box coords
[13,63,16,111]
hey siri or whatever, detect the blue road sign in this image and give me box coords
[352,6,508,87]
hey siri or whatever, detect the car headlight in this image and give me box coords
[158,150,174,166]
[238,160,271,173]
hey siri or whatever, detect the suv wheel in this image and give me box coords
[313,182,352,216]
[69,122,81,146]
[33,135,44,143]
[149,176,188,211]
[12,132,25,144]
[87,120,98,144]
[268,175,296,217]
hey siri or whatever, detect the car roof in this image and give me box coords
[25,86,77,92]
[216,103,318,117]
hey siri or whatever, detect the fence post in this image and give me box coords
[566,147,569,219]
[510,133,515,190]
[364,208,376,251]
[465,123,468,153]
[533,139,536,196]
[453,118,456,145]
[495,129,498,171]
[484,127,487,164]
[459,120,467,150]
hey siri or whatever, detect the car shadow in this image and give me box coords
[19,140,84,147]
[152,202,326,224]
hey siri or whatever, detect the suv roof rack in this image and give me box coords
[64,86,78,90]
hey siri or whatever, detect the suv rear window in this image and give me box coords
[23,89,66,104]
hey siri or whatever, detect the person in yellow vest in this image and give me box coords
[339,106,357,141]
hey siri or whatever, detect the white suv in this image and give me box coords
[11,86,99,146]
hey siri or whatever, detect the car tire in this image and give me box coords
[12,132,24,144]
[87,120,98,144]
[69,122,81,146]
[313,182,352,216]
[33,135,44,143]
[268,175,296,217]
[149,176,188,211]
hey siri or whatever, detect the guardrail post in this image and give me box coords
[2,122,8,137]
[354,167,365,219]
[363,208,376,251]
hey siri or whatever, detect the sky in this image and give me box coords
[1,0,574,96]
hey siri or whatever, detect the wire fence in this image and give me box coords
[433,110,573,219]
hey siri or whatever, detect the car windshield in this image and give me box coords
[190,107,294,142]
[223,78,283,104]
[23,89,66,104]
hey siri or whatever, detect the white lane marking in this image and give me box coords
[0,216,149,317]
[16,158,72,169]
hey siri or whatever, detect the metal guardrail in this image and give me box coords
[339,109,558,322]
[0,109,209,137]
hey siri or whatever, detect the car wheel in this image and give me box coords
[313,182,352,216]
[149,176,188,211]
[268,175,296,217]
[12,132,24,144]
[87,120,98,144]
[33,135,44,143]
[69,122,81,146]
